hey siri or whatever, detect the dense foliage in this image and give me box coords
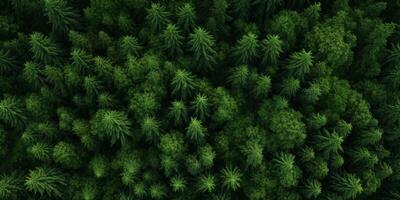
[0,0,400,199]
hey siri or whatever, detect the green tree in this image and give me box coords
[0,96,26,128]
[221,166,242,191]
[0,51,15,75]
[176,3,196,32]
[170,176,187,192]
[30,32,61,64]
[302,179,322,199]
[252,74,272,98]
[171,69,196,99]
[186,118,206,143]
[43,0,78,32]
[141,116,160,142]
[273,152,301,187]
[315,130,343,156]
[161,24,183,57]
[331,173,363,199]
[120,36,142,57]
[91,110,132,145]
[188,27,216,68]
[233,33,259,64]
[146,3,169,31]
[192,94,209,121]
[228,65,249,89]
[287,49,313,78]
[25,167,65,198]
[52,141,82,169]
[168,100,188,125]
[261,34,283,65]
[0,173,22,199]
[197,174,215,193]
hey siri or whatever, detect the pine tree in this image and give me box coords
[331,173,363,199]
[0,173,22,199]
[70,49,92,74]
[170,176,187,192]
[28,142,52,161]
[168,100,188,125]
[23,62,43,89]
[198,145,215,168]
[252,75,272,97]
[30,32,61,64]
[161,24,183,57]
[146,3,170,31]
[241,140,263,167]
[302,179,322,199]
[171,69,196,99]
[287,49,313,78]
[233,32,259,64]
[43,0,78,33]
[0,50,15,75]
[188,27,216,68]
[315,130,344,156]
[186,118,206,143]
[261,35,283,65]
[89,155,109,178]
[91,110,132,145]
[221,166,242,191]
[228,65,249,89]
[192,94,209,121]
[197,174,216,193]
[0,96,26,128]
[177,3,196,32]
[141,116,160,142]
[280,77,300,97]
[120,36,142,57]
[25,167,65,198]
[149,184,167,199]
[52,141,82,169]
[273,152,301,187]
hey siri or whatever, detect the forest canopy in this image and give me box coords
[1,0,400,199]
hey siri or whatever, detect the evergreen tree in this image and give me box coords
[261,34,283,65]
[176,3,196,32]
[25,167,65,198]
[188,27,216,68]
[146,3,170,31]
[171,69,196,99]
[91,110,132,145]
[43,0,78,33]
[186,118,206,143]
[331,173,363,199]
[0,96,26,128]
[287,49,313,78]
[161,24,183,57]
[233,32,259,64]
[30,32,61,64]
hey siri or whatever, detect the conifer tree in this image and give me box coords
[191,94,209,121]
[141,116,160,142]
[221,166,242,191]
[168,100,188,125]
[261,34,283,65]
[188,27,216,68]
[0,96,26,128]
[0,173,22,199]
[186,118,206,143]
[197,174,216,193]
[91,110,132,145]
[0,51,15,75]
[25,167,65,198]
[302,179,322,199]
[177,3,196,32]
[161,24,183,57]
[171,69,196,99]
[30,32,61,64]
[233,32,259,64]
[120,36,142,57]
[43,0,78,33]
[287,49,313,78]
[146,3,170,31]
[331,173,363,199]
[273,152,301,187]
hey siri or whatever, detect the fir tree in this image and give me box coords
[43,0,78,33]
[188,27,216,69]
[25,167,65,198]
